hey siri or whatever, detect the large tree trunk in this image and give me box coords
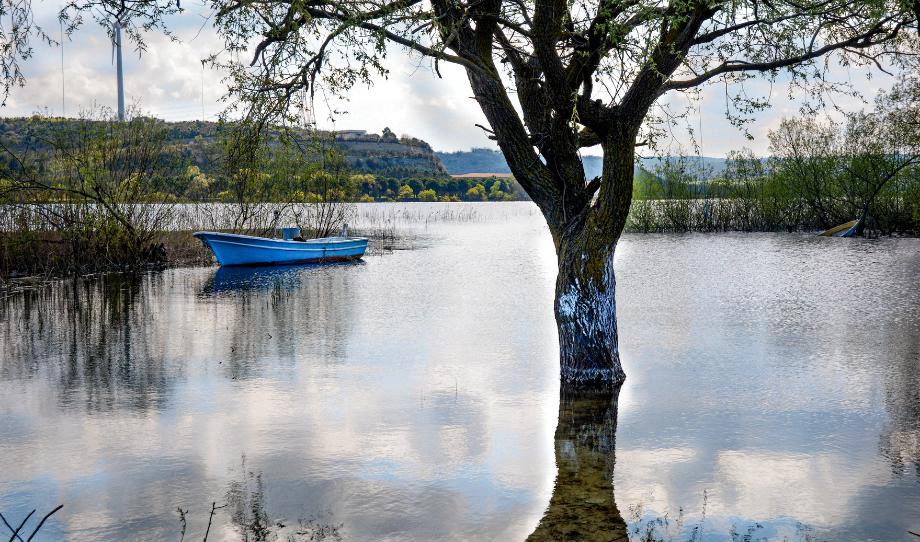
[554,223,624,386]
[462,64,635,389]
[550,135,635,387]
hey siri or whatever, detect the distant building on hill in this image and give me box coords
[451,172,514,178]
[336,129,366,139]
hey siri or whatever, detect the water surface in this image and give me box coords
[1,202,919,541]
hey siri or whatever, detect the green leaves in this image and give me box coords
[768,91,920,234]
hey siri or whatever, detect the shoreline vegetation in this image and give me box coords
[0,108,527,280]
[1,106,918,282]
[628,150,920,235]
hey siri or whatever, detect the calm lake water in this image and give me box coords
[2,202,919,541]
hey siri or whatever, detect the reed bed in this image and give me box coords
[625,198,816,233]
[349,203,483,253]
[355,202,483,226]
[347,201,543,253]
[628,151,920,236]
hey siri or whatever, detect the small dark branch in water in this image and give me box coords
[6,509,33,542]
[0,512,25,542]
[909,530,920,538]
[1,505,62,542]
[203,502,226,542]
[177,508,189,542]
[203,502,217,542]
[25,505,62,542]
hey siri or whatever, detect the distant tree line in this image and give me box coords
[628,75,920,236]
[352,175,527,202]
[347,159,447,179]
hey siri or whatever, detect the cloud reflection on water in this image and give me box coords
[0,209,561,541]
[2,206,920,541]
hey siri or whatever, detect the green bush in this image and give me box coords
[398,185,415,200]
[466,184,487,201]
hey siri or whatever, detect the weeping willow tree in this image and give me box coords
[1,0,918,386]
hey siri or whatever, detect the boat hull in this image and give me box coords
[193,231,368,266]
[819,219,859,237]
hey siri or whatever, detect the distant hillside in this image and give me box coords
[435,148,510,175]
[435,148,727,179]
[0,117,449,179]
[335,131,448,178]
[0,117,220,151]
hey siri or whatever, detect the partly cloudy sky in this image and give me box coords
[3,1,898,157]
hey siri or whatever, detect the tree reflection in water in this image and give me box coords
[223,455,344,542]
[226,455,275,542]
[528,384,628,542]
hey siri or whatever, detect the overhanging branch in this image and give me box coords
[660,18,910,95]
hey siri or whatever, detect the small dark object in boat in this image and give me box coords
[292,236,306,242]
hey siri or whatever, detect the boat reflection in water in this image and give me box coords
[200,261,364,295]
[528,385,628,542]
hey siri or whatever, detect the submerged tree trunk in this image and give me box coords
[548,136,636,387]
[554,222,624,386]
[461,48,639,390]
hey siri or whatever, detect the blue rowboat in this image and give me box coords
[193,231,368,266]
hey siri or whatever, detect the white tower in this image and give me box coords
[112,17,126,121]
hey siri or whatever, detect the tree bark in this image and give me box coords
[459,25,638,389]
[550,132,635,387]
[554,223,624,386]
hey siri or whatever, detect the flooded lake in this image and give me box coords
[1,202,919,541]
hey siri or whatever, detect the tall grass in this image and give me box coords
[626,151,920,235]
[0,107,185,276]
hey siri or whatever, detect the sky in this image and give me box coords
[2,1,899,157]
